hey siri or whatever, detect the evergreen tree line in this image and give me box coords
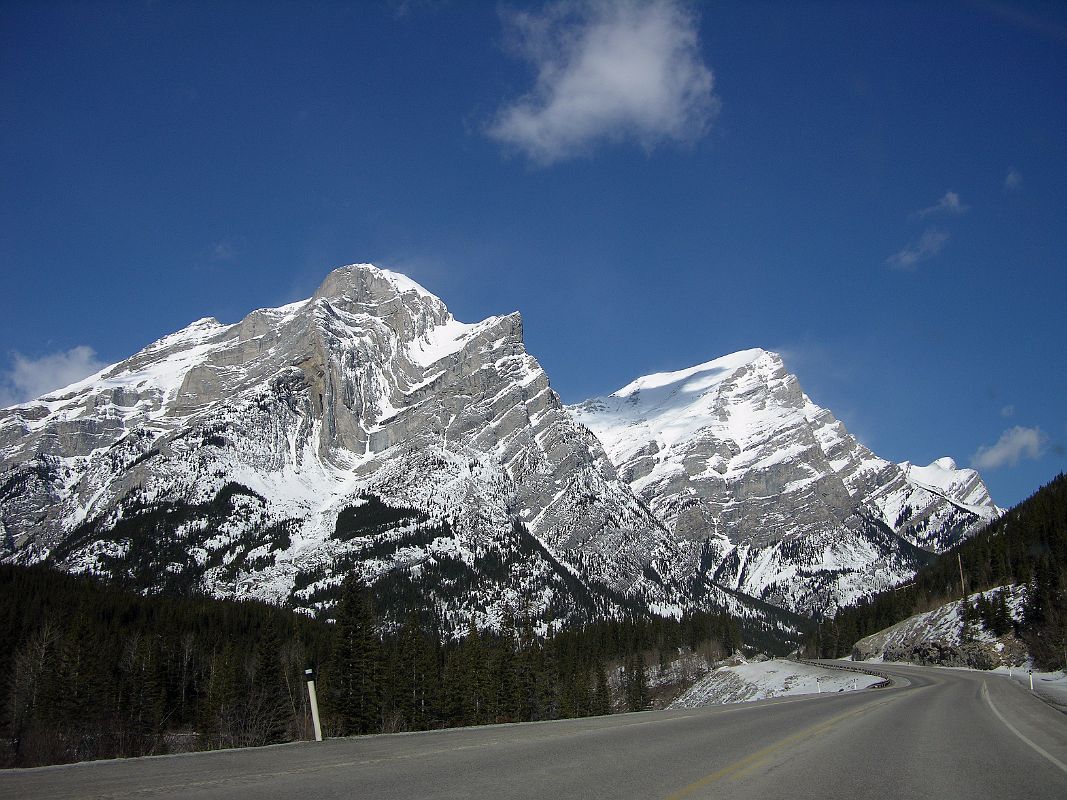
[807,473,1067,668]
[324,577,743,736]
[1,565,740,767]
[0,564,330,767]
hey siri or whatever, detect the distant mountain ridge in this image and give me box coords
[0,264,998,633]
[568,349,1000,614]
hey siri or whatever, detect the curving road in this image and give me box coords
[5,661,1066,799]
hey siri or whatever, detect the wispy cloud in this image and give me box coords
[886,227,950,270]
[0,346,106,407]
[211,238,239,262]
[1004,169,1022,191]
[487,0,718,165]
[1000,404,1015,418]
[979,3,1067,46]
[971,425,1046,470]
[916,191,968,218]
[388,0,450,20]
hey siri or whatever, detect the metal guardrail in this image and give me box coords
[795,658,893,690]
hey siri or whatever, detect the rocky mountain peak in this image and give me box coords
[568,348,1002,614]
[2,264,748,638]
[0,266,1000,631]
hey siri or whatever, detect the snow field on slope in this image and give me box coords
[572,350,767,462]
[668,658,880,708]
[407,317,480,368]
[903,459,1000,518]
[612,349,766,399]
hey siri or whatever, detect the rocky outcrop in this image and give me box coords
[880,640,999,670]
[850,585,1028,668]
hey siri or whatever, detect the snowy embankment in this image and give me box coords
[668,658,880,708]
[999,668,1067,712]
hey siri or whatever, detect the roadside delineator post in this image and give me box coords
[306,667,324,742]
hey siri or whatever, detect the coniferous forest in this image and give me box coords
[807,473,1067,667]
[1,564,740,768]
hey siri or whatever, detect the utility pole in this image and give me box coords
[957,552,966,598]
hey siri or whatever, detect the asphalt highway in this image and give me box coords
[5,660,1066,799]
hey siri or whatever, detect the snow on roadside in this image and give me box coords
[994,667,1067,710]
[668,658,880,708]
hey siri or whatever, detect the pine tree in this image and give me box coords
[329,576,381,735]
[991,590,1014,636]
[625,653,649,712]
[198,644,241,749]
[593,661,610,715]
[248,625,291,745]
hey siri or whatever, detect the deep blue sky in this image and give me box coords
[2,0,1065,508]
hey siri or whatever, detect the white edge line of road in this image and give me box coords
[981,681,1067,775]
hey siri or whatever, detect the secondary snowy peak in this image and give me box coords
[577,350,797,471]
[901,458,997,516]
[569,349,1001,614]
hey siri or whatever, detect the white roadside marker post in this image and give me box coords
[306,668,324,742]
[1029,669,1034,693]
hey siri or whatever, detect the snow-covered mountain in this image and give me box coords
[568,349,1001,615]
[0,265,798,640]
[0,265,998,630]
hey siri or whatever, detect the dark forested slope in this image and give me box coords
[2,565,743,767]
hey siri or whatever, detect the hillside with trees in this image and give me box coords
[1,565,741,768]
[807,473,1067,668]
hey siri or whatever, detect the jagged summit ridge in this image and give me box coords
[568,348,1001,614]
[0,264,996,630]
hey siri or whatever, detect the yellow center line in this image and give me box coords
[664,695,899,800]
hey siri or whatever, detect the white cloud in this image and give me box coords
[1004,169,1022,191]
[0,346,106,407]
[487,0,718,165]
[916,190,968,218]
[886,227,950,270]
[971,425,1046,470]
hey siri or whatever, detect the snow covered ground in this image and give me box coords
[668,658,881,708]
[990,667,1067,711]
